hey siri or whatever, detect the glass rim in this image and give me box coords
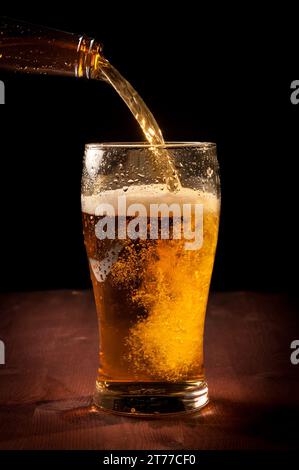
[85,141,216,149]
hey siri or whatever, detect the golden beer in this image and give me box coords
[82,143,220,415]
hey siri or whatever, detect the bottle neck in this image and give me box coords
[0,17,104,79]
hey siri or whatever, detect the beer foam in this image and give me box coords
[81,184,220,215]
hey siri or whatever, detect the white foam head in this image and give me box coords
[81,184,220,215]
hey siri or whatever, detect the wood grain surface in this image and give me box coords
[0,290,298,450]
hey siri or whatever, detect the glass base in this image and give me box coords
[93,380,209,416]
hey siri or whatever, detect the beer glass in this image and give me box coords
[81,142,220,415]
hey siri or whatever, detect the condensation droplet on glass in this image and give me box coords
[123,186,129,192]
[127,179,134,184]
[207,167,213,177]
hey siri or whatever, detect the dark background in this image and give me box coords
[0,7,297,293]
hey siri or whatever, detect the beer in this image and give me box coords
[82,185,220,400]
[82,141,220,415]
[0,20,221,414]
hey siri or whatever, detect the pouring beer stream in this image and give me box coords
[0,17,180,191]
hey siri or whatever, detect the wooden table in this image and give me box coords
[0,291,298,450]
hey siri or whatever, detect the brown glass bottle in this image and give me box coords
[0,17,103,78]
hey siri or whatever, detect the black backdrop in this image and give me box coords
[0,7,297,293]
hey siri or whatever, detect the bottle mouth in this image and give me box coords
[76,35,103,79]
[85,141,216,149]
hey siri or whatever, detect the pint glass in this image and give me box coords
[81,142,220,415]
